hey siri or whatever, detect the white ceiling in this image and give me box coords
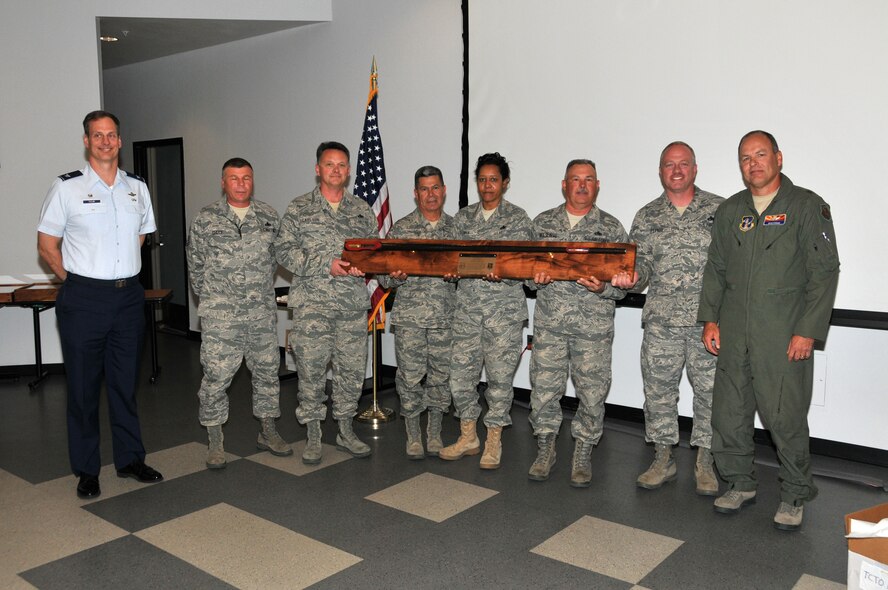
[98,17,315,69]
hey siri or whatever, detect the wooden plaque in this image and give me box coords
[342,239,635,281]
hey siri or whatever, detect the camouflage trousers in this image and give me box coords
[449,306,524,428]
[640,323,715,448]
[289,308,367,423]
[529,325,612,444]
[197,314,281,426]
[393,325,452,418]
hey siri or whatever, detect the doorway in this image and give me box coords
[133,139,189,334]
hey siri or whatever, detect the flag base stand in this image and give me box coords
[356,306,394,425]
[356,402,395,425]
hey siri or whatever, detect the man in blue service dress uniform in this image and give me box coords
[37,110,163,499]
[699,130,840,531]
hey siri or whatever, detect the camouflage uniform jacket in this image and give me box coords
[186,198,280,321]
[629,187,723,327]
[276,186,377,311]
[376,208,456,328]
[452,199,534,321]
[532,204,628,335]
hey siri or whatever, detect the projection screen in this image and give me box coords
[469,0,888,313]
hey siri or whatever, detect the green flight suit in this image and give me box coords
[698,174,839,505]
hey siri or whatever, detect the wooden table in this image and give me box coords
[1,284,172,389]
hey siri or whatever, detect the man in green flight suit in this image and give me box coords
[698,130,840,531]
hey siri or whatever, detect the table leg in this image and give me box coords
[28,305,49,390]
[147,301,161,384]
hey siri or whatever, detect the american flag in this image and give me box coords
[353,58,392,324]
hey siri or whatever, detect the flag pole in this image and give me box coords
[356,308,394,425]
[355,56,394,425]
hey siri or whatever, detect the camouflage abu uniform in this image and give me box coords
[530,204,627,444]
[449,199,533,427]
[377,208,456,418]
[629,188,723,448]
[187,198,281,426]
[275,186,377,423]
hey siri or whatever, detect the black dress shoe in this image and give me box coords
[77,474,101,499]
[116,460,164,483]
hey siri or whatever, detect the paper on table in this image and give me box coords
[0,275,26,284]
[24,273,56,282]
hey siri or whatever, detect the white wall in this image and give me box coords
[0,0,331,364]
[468,0,888,315]
[102,0,464,332]
[0,4,103,364]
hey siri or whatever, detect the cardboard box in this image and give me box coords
[846,503,888,590]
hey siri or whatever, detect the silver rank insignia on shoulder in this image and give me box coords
[739,215,755,232]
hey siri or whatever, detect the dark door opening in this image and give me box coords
[133,139,189,334]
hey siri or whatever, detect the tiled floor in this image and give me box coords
[0,332,884,589]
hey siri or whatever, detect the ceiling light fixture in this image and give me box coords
[100,36,119,42]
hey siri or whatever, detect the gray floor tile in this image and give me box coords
[20,535,235,590]
[1,332,880,589]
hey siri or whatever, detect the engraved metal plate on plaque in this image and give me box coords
[457,253,496,275]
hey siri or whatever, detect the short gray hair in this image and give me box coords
[565,159,596,176]
[414,165,444,188]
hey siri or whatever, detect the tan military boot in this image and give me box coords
[405,415,425,460]
[438,420,481,461]
[336,419,372,458]
[206,425,226,470]
[257,417,293,456]
[694,447,719,496]
[636,444,677,489]
[570,439,594,488]
[479,426,503,470]
[426,409,444,456]
[713,489,756,514]
[773,502,804,531]
[302,420,323,465]
[528,434,556,481]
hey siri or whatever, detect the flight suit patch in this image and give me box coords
[739,216,755,232]
[821,205,831,221]
[763,213,786,226]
